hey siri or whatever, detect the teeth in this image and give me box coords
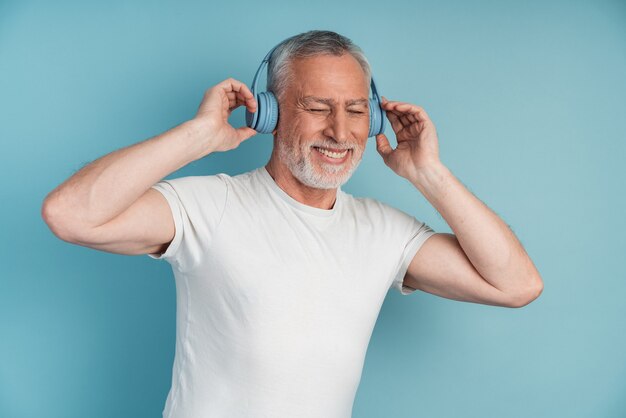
[315,147,348,159]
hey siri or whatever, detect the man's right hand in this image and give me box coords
[192,77,259,154]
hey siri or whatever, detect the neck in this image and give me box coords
[265,156,338,210]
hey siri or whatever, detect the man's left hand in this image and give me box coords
[375,97,441,182]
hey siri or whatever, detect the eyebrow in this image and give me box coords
[301,96,369,106]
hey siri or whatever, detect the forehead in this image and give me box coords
[287,53,369,100]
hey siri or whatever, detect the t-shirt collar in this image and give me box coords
[258,166,342,218]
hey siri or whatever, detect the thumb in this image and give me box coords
[375,133,393,159]
[236,126,257,143]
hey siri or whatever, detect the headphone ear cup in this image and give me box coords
[368,98,385,137]
[248,91,279,134]
[245,92,278,133]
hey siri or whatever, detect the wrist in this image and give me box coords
[408,161,452,196]
[181,118,218,158]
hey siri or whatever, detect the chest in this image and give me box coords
[205,208,399,331]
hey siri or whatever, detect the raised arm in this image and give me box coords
[376,97,543,308]
[41,78,258,256]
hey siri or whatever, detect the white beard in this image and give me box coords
[275,136,365,190]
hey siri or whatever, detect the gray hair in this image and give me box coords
[266,30,372,103]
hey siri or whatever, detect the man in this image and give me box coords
[42,30,543,418]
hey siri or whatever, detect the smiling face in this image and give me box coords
[271,53,371,190]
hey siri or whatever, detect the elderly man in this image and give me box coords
[42,30,543,418]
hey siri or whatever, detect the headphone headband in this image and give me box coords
[246,40,386,137]
[249,43,280,98]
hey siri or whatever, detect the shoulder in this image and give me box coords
[344,192,413,221]
[162,173,231,186]
[151,173,237,213]
[155,173,230,195]
[341,193,420,236]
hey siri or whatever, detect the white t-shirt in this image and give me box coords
[148,166,436,418]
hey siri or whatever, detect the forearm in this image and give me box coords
[409,162,542,295]
[43,119,211,231]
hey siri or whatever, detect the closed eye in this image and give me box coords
[307,108,365,115]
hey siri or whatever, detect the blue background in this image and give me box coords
[1,0,625,417]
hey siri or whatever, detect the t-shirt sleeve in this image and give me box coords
[389,213,437,295]
[146,174,228,272]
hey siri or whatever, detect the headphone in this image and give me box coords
[245,41,386,138]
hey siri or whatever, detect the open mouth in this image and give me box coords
[312,146,351,163]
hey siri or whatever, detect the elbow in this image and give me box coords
[508,276,544,308]
[41,197,77,243]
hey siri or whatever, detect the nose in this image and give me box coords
[322,110,352,144]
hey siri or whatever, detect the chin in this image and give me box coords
[294,156,361,190]
[276,136,364,189]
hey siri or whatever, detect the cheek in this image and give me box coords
[296,115,324,135]
[354,137,368,153]
[356,115,370,135]
[358,126,369,140]
[280,118,323,149]
[278,111,308,137]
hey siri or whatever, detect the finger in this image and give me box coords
[220,78,257,112]
[381,100,427,131]
[230,92,255,108]
[385,104,429,130]
[404,112,418,123]
[394,103,432,125]
[399,114,412,127]
[383,101,423,117]
[384,109,404,132]
[381,99,398,112]
[220,77,252,96]
[375,133,393,159]
[392,102,418,116]
[380,97,402,107]
[226,91,248,102]
[235,126,257,143]
[382,102,411,119]
[226,92,258,114]
[226,92,237,108]
[385,111,402,132]
[384,104,412,127]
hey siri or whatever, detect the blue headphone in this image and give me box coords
[245,41,386,138]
